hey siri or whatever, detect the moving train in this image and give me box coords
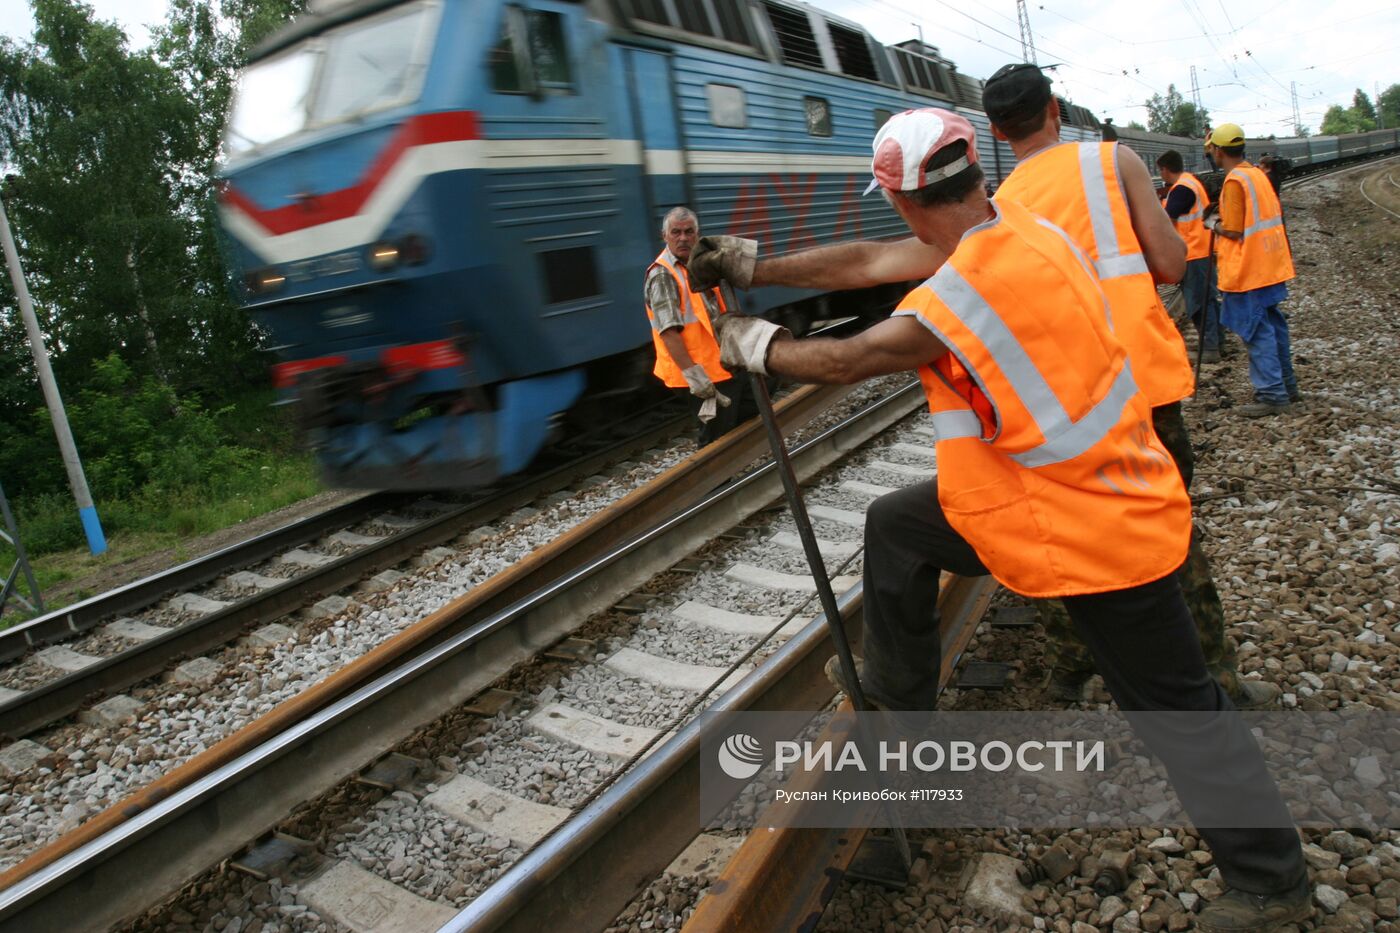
[216,0,1400,489]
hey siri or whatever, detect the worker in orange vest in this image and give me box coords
[709,110,1310,933]
[1157,149,1224,363]
[690,64,1279,714]
[644,206,755,445]
[1205,124,1300,417]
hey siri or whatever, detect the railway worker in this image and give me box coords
[709,110,1311,933]
[1204,125,1300,417]
[644,206,755,445]
[689,64,1281,713]
[1157,149,1224,363]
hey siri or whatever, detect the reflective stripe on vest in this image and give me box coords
[894,199,1190,598]
[925,265,1141,469]
[1078,144,1150,280]
[1216,163,1295,292]
[928,409,983,440]
[1169,172,1212,261]
[995,142,1194,408]
[645,251,730,388]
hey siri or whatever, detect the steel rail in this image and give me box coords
[0,488,400,659]
[0,380,923,930]
[0,405,691,738]
[442,575,995,933]
[679,571,995,933]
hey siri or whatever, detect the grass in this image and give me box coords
[1,387,325,626]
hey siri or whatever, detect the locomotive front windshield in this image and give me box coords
[225,0,439,159]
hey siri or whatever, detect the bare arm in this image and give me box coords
[765,315,948,384]
[1117,146,1187,284]
[751,237,947,290]
[658,328,696,371]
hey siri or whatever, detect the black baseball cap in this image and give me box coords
[982,63,1053,126]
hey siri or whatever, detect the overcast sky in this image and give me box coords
[1,0,1394,135]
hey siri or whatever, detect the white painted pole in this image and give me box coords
[0,193,107,555]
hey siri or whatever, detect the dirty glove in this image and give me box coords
[686,236,758,291]
[715,315,789,376]
[681,364,731,422]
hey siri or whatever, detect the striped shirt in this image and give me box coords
[645,248,725,332]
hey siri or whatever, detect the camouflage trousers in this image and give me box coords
[1039,402,1242,691]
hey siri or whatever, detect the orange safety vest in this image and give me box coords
[995,142,1195,408]
[897,200,1191,597]
[645,251,731,388]
[1216,163,1295,293]
[1167,171,1212,261]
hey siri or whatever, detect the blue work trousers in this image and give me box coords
[1233,303,1297,404]
[1183,256,1222,353]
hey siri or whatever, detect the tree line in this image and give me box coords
[1320,87,1400,136]
[0,0,306,552]
[1121,82,1397,140]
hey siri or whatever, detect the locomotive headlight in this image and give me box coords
[245,267,286,295]
[368,241,400,271]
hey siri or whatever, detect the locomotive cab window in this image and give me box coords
[490,6,573,94]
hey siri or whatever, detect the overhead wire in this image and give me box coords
[841,0,1389,136]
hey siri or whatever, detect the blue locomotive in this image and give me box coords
[217,0,1394,489]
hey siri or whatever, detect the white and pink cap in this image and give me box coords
[864,108,980,195]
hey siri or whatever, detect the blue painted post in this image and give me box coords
[0,193,107,555]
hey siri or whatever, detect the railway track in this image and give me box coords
[0,397,696,740]
[0,375,935,930]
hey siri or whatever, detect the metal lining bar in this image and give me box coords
[0,382,924,930]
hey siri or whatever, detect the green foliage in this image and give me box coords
[0,0,317,559]
[4,356,316,553]
[1127,121,1146,131]
[1320,103,1373,135]
[1316,86,1400,135]
[1379,84,1400,129]
[0,0,308,406]
[1145,85,1208,137]
[1352,89,1377,123]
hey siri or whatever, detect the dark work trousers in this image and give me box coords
[1040,403,1238,689]
[681,375,757,447]
[861,480,1305,896]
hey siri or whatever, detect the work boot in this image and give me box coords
[1046,667,1092,703]
[825,655,881,708]
[1195,874,1313,932]
[823,656,928,733]
[1227,678,1282,710]
[1200,347,1222,364]
[1238,400,1292,418]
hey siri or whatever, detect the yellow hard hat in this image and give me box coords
[1208,123,1245,146]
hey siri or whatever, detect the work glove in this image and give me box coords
[681,364,731,422]
[715,314,790,376]
[686,235,758,291]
